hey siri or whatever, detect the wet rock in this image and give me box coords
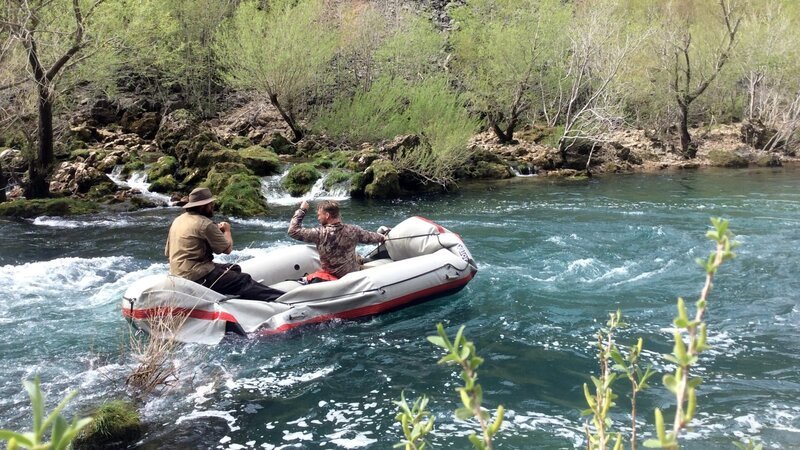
[282,163,321,197]
[149,174,179,193]
[363,160,401,198]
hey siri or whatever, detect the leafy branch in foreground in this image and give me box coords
[0,377,92,450]
[428,324,504,450]
[644,217,736,449]
[394,392,434,450]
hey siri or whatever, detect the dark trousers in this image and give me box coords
[200,263,284,302]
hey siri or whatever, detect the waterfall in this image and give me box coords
[509,164,536,177]
[261,169,351,206]
[107,166,173,205]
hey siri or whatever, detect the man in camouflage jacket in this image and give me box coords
[288,200,387,279]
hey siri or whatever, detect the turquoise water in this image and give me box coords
[1,168,799,448]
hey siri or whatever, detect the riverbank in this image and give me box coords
[0,97,796,218]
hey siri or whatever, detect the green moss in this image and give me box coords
[70,148,94,160]
[282,163,321,197]
[364,160,400,198]
[148,174,178,193]
[314,158,334,169]
[239,145,281,176]
[147,156,178,181]
[195,143,241,168]
[0,198,100,218]
[215,173,269,217]
[202,163,253,194]
[755,153,781,167]
[349,171,369,198]
[323,168,351,191]
[122,159,145,175]
[263,132,295,155]
[87,180,118,200]
[76,400,141,448]
[230,135,254,150]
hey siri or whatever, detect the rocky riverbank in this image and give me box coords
[0,96,795,218]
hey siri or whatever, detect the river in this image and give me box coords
[1,168,798,449]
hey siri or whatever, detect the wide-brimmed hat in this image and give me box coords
[182,187,215,208]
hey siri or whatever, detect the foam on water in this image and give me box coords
[32,216,132,228]
[107,166,173,205]
[261,170,350,206]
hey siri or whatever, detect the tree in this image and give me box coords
[658,0,741,158]
[450,0,570,144]
[215,0,338,142]
[1,0,108,198]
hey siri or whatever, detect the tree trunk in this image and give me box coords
[678,102,696,159]
[25,83,55,198]
[0,160,6,203]
[269,93,303,142]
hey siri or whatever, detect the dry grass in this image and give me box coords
[125,307,191,399]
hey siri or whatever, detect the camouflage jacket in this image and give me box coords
[288,208,385,278]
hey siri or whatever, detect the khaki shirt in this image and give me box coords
[288,208,385,278]
[165,212,230,281]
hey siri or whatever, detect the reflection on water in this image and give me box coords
[0,168,799,448]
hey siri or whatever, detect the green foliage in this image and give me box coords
[394,392,434,450]
[282,163,321,197]
[428,324,504,450]
[215,0,338,138]
[0,377,92,450]
[314,75,477,187]
[374,12,446,82]
[0,198,99,218]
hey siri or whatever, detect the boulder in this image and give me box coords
[754,153,782,167]
[0,198,99,217]
[282,163,321,197]
[155,109,200,153]
[229,135,254,150]
[89,97,119,125]
[363,160,401,199]
[148,174,179,193]
[214,173,269,217]
[708,148,750,168]
[238,145,281,176]
[0,148,26,173]
[261,132,296,155]
[49,161,108,195]
[741,119,781,149]
[203,163,253,194]
[381,134,420,159]
[127,111,161,139]
[323,168,352,191]
[147,156,178,181]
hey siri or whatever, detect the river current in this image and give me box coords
[1,168,799,449]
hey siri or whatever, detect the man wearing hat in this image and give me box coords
[165,187,283,301]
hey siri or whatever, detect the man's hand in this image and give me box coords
[377,226,391,235]
[218,222,231,233]
[300,200,310,211]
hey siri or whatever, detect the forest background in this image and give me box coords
[1,0,798,215]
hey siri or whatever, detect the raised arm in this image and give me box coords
[288,202,321,244]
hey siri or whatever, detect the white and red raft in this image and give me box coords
[122,217,477,344]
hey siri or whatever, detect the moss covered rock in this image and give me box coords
[230,135,254,150]
[203,163,253,194]
[76,400,141,449]
[122,159,145,175]
[147,156,178,181]
[262,132,296,155]
[755,153,782,167]
[363,160,401,199]
[239,145,281,176]
[323,168,351,191]
[155,109,200,153]
[282,163,321,197]
[148,174,178,193]
[214,173,269,217]
[0,198,100,218]
[708,148,749,168]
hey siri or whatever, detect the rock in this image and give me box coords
[238,145,281,176]
[0,198,99,217]
[203,163,253,194]
[89,97,119,125]
[67,125,99,143]
[172,132,220,168]
[262,132,296,155]
[155,109,200,153]
[214,173,270,217]
[741,119,780,149]
[97,151,128,173]
[754,153,782,167]
[295,135,337,157]
[381,134,420,159]
[456,150,513,180]
[363,160,401,198]
[708,148,750,168]
[282,163,321,197]
[0,148,26,173]
[323,168,352,191]
[148,174,179,193]
[229,135,254,150]
[75,400,141,449]
[350,147,380,171]
[49,161,108,195]
[147,156,178,181]
[127,111,161,139]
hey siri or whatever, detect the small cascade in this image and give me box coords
[107,166,173,205]
[261,169,351,206]
[509,164,536,177]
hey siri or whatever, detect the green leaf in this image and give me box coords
[0,431,34,447]
[643,439,664,448]
[23,378,44,442]
[468,433,485,450]
[488,405,504,435]
[455,407,474,421]
[654,408,666,442]
[427,336,447,349]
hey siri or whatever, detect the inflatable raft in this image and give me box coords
[122,217,477,344]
